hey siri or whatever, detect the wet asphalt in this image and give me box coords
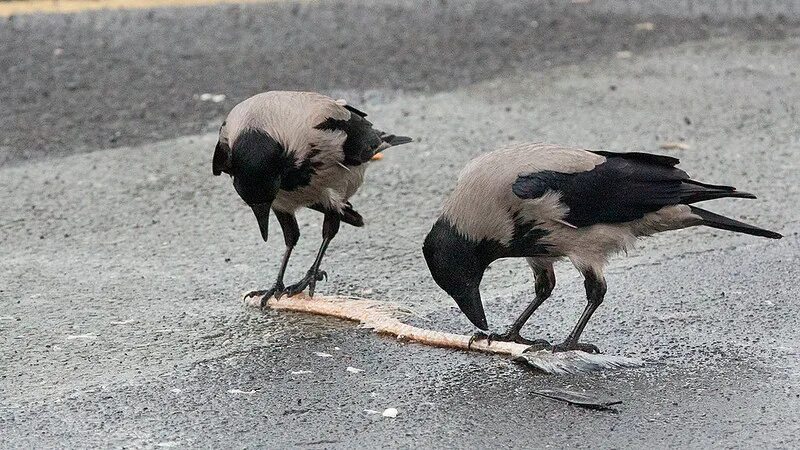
[1,1,800,448]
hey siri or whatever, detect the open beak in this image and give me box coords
[250,203,272,242]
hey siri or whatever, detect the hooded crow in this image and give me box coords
[213,91,412,305]
[423,143,782,353]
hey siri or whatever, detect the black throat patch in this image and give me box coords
[232,128,317,193]
[424,217,551,278]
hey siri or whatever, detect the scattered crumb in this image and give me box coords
[66,334,97,340]
[382,408,398,418]
[371,152,384,161]
[291,370,313,375]
[659,142,690,150]
[109,319,135,325]
[314,351,333,358]
[198,93,226,103]
[346,367,364,374]
[364,409,380,414]
[170,388,182,394]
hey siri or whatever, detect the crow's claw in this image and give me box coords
[468,330,548,348]
[489,331,544,346]
[245,283,285,310]
[283,269,327,298]
[551,341,601,354]
[468,331,490,349]
[522,339,553,353]
[245,290,267,299]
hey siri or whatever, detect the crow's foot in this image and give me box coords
[283,269,327,298]
[551,341,601,354]
[244,283,285,309]
[468,330,550,348]
[522,339,554,353]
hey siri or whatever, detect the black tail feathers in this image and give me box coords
[340,202,364,227]
[690,206,782,239]
[308,203,364,227]
[681,180,757,203]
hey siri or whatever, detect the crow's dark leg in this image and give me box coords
[470,263,555,348]
[244,210,299,308]
[283,212,340,298]
[552,270,607,354]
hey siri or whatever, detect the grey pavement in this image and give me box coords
[2,2,800,449]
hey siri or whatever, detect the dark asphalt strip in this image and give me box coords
[2,0,798,166]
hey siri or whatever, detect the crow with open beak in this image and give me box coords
[423,143,782,353]
[213,91,412,305]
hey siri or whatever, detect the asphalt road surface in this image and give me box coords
[1,1,799,448]
[2,0,798,166]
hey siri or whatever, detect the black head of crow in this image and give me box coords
[215,128,284,240]
[423,143,781,353]
[213,91,412,304]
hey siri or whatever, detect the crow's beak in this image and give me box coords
[250,203,272,242]
[453,286,488,331]
[212,141,231,176]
